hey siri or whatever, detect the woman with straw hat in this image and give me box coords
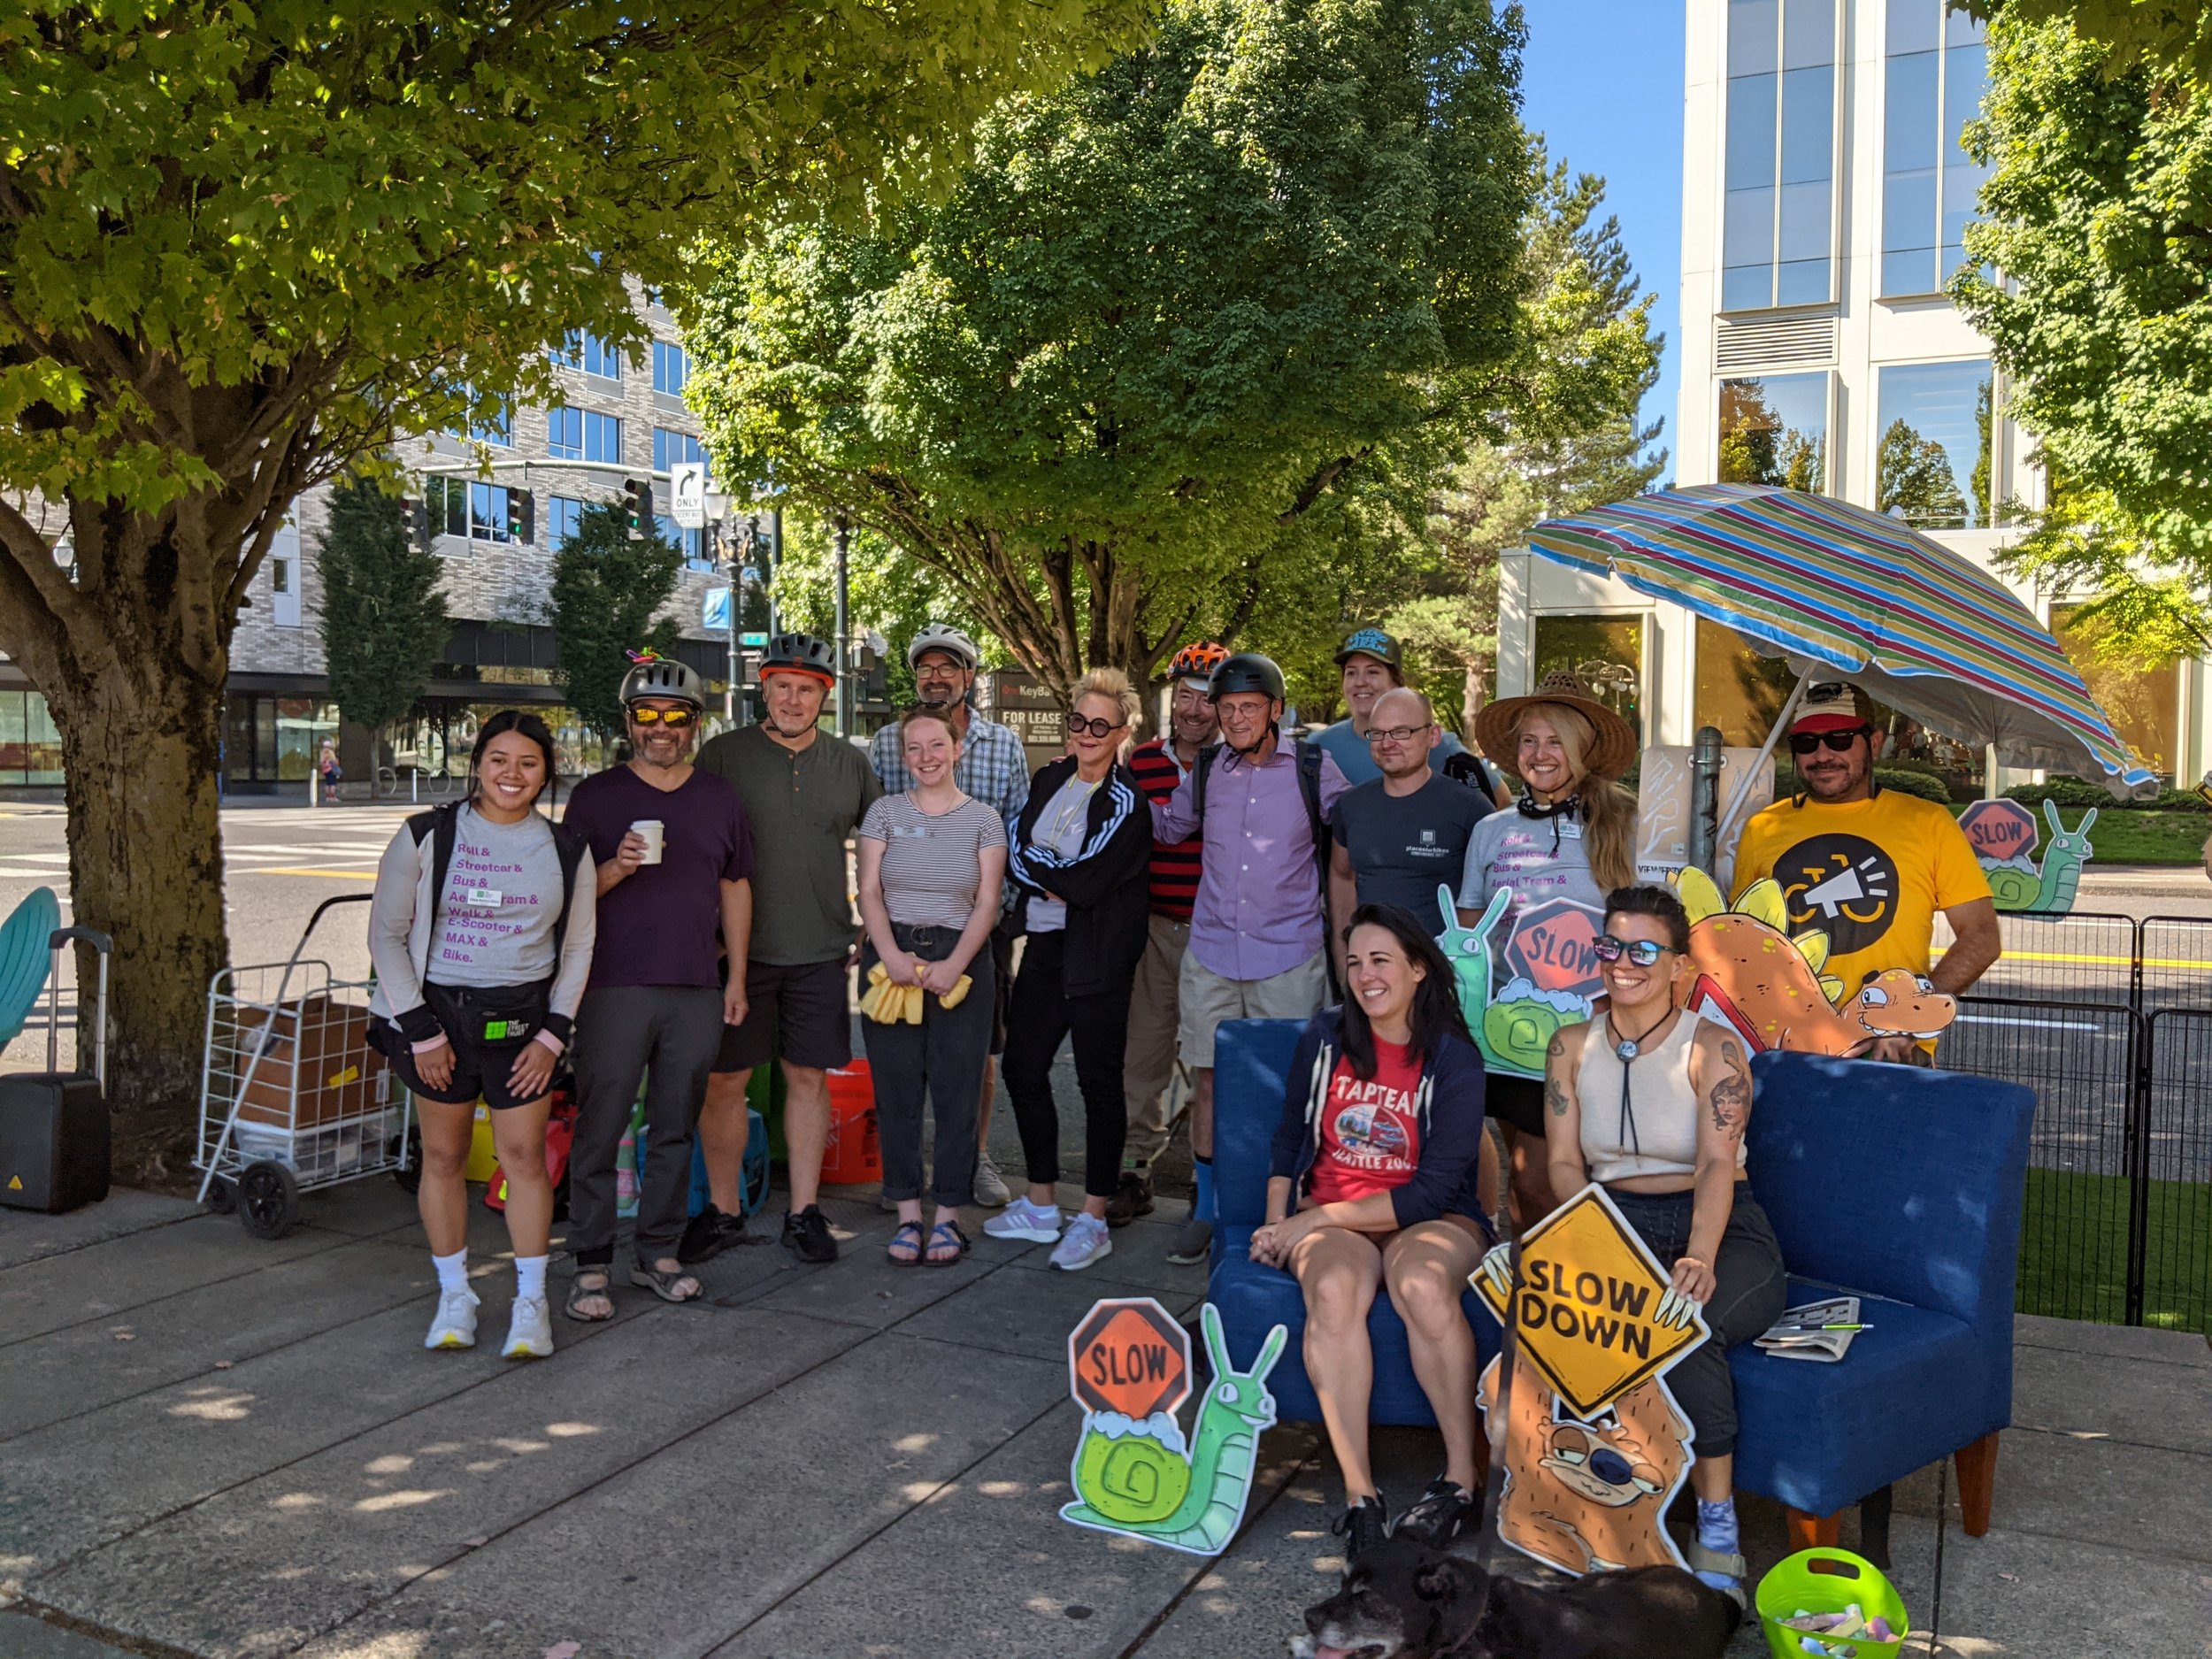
[1456,669,1640,1225]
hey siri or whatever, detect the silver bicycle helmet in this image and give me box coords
[618,654,707,710]
[906,623,981,672]
[761,632,838,683]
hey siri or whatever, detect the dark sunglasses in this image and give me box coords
[1066,712,1126,738]
[628,706,697,728]
[1593,934,1678,967]
[1788,726,1871,756]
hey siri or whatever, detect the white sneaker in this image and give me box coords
[984,1196,1062,1243]
[501,1294,555,1360]
[1050,1213,1113,1271]
[424,1287,480,1350]
[972,1150,1011,1208]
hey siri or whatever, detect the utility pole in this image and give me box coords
[833,515,853,736]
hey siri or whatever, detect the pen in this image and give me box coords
[1770,1322,1870,1333]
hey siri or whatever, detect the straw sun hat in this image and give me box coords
[1474,669,1640,782]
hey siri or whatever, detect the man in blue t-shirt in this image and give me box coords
[1309,627,1502,799]
[1327,688,1494,941]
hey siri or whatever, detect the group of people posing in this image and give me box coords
[365,620,2004,1600]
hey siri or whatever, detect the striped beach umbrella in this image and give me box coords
[1525,483,2158,798]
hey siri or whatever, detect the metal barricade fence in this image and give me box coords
[1967,910,2141,1008]
[2141,1010,2212,1336]
[1942,995,2148,1326]
[2138,916,2212,1016]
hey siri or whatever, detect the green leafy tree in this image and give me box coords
[1958,1,2212,85]
[0,0,1148,1157]
[549,507,684,741]
[1953,12,2212,661]
[1875,420,1969,529]
[687,0,1538,703]
[316,481,451,758]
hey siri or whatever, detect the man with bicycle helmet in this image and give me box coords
[1108,640,1225,1225]
[1149,649,1350,1262]
[867,622,1031,1206]
[694,633,880,1263]
[558,651,755,1319]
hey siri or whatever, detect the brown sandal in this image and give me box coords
[564,1268,614,1323]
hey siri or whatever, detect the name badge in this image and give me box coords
[1555,818,1583,841]
[467,887,503,907]
[889,824,932,839]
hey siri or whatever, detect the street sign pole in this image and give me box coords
[732,518,751,728]
[833,515,852,736]
[766,506,782,638]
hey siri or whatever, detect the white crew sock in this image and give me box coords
[515,1255,549,1302]
[433,1248,470,1296]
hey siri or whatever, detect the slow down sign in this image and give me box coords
[1472,1184,1707,1419]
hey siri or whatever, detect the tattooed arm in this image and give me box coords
[1543,1022,1592,1210]
[1676,1025,1753,1304]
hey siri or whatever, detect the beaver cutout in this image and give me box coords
[1477,1355,1694,1577]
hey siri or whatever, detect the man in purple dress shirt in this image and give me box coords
[1149,652,1348,1262]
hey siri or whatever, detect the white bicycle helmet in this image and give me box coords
[906,623,980,672]
[618,654,707,709]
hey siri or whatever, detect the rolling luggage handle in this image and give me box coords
[45,926,111,1090]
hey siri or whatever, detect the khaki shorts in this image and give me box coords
[1177,949,1329,1069]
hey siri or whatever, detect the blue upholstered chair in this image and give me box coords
[1206,1025,2034,1548]
[1735,1050,2034,1548]
[0,887,59,1049]
[1206,1018,1502,1428]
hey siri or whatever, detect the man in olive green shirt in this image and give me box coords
[689,634,881,1264]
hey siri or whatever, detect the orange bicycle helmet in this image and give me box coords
[1169,641,1229,683]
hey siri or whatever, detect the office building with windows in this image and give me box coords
[1496,0,2201,788]
[203,282,735,791]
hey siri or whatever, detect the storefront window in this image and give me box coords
[1530,616,1646,748]
[1875,360,1993,530]
[0,691,61,786]
[1719,372,1829,492]
[274,699,338,781]
[1693,618,1802,748]
[2052,604,2179,780]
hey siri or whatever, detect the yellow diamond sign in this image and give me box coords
[1473,1184,1706,1419]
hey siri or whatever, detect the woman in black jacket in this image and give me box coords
[987,667,1154,1271]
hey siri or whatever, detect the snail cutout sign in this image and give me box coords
[1471,1185,1708,1577]
[1959,798,2097,915]
[1062,1300,1286,1556]
[1438,885,1606,1080]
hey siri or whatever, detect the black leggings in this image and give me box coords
[1002,931,1133,1199]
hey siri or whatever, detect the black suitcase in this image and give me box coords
[0,926,113,1215]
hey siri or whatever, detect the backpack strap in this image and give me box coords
[1191,742,1221,826]
[411,798,582,965]
[1295,739,1329,872]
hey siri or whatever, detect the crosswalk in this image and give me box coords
[0,808,411,880]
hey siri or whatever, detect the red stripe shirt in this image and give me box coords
[1129,737,1201,919]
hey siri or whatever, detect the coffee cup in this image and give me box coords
[632,819,665,864]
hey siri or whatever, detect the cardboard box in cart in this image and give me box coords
[232,995,388,1126]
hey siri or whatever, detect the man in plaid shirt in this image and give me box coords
[867,623,1032,1204]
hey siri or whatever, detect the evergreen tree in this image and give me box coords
[316,480,451,759]
[549,505,683,741]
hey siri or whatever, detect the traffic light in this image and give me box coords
[622,478,652,539]
[403,496,429,550]
[516,489,536,547]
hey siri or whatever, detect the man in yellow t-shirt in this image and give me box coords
[1732,683,2002,1062]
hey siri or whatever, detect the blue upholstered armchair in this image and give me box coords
[1735,1051,2034,1547]
[1205,1018,1502,1428]
[1205,1024,2035,1549]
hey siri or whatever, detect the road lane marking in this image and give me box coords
[248,868,379,880]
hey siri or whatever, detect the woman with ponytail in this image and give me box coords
[1456,671,1641,1223]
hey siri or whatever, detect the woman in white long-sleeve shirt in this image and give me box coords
[368,711,595,1359]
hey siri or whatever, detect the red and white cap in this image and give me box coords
[1791,681,1869,734]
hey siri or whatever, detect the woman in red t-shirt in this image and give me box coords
[1250,903,1493,1557]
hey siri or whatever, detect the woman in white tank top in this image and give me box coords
[1496,884,1786,1602]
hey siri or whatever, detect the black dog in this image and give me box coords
[1294,1535,1740,1659]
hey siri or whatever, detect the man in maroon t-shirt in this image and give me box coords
[1110,641,1224,1225]
[557,655,754,1321]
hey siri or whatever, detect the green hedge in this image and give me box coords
[2004,779,2205,811]
[1777,764,1953,804]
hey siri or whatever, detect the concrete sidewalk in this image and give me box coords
[1,1179,2204,1658]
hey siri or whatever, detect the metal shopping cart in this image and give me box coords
[196,894,412,1238]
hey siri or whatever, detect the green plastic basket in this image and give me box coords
[1755,1548,1909,1659]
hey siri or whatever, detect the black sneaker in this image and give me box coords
[1104,1170,1155,1228]
[1331,1495,1390,1561]
[676,1205,749,1264]
[1391,1477,1478,1546]
[782,1204,839,1264]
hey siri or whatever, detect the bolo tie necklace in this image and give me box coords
[1610,1005,1677,1157]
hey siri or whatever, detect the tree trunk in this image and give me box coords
[52,657,229,1187]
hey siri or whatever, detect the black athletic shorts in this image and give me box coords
[1485,1072,1546,1137]
[988,927,1015,1057]
[377,980,553,1112]
[714,957,853,1075]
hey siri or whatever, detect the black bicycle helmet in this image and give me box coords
[1209,651,1286,702]
[618,653,706,710]
[761,632,837,683]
